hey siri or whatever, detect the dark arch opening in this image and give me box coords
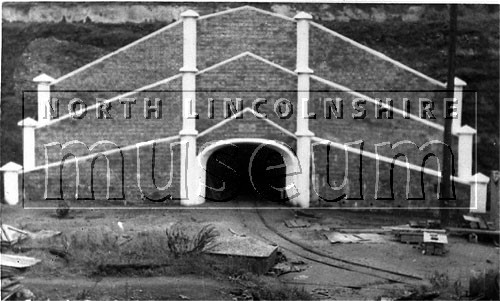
[205,143,288,203]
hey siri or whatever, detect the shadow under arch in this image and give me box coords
[197,138,300,205]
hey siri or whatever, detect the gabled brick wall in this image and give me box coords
[23,6,459,211]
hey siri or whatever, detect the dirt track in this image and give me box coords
[1,201,499,300]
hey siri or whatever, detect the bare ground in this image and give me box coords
[1,200,499,300]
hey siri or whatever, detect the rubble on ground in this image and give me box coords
[284,218,310,228]
[1,225,28,246]
[1,253,39,300]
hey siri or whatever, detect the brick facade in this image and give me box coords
[19,6,469,215]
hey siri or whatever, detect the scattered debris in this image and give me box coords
[0,266,21,279]
[116,234,134,246]
[0,254,41,268]
[274,249,287,264]
[468,233,479,243]
[1,225,28,246]
[309,223,329,231]
[419,232,448,256]
[1,254,38,300]
[409,220,423,228]
[1,283,23,301]
[391,226,445,244]
[17,288,35,300]
[463,215,489,230]
[0,276,23,288]
[396,290,440,300]
[284,218,310,228]
[228,228,246,237]
[447,227,500,236]
[27,229,61,240]
[311,288,332,298]
[269,261,307,276]
[117,221,124,231]
[447,215,500,245]
[292,274,309,280]
[355,233,387,243]
[338,228,391,234]
[206,235,276,258]
[409,219,441,229]
[324,232,367,244]
[294,210,318,219]
[230,288,253,300]
[10,246,70,263]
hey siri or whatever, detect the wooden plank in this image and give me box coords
[338,228,391,234]
[0,254,41,268]
[447,227,500,235]
[391,227,446,233]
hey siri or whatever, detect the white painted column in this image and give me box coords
[17,118,38,171]
[294,12,314,208]
[179,10,201,206]
[457,125,476,179]
[33,74,55,125]
[0,162,23,205]
[451,77,466,134]
[469,173,489,213]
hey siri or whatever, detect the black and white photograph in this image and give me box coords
[0,1,499,300]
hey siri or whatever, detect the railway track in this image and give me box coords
[233,200,424,285]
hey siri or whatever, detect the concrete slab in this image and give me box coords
[324,232,364,243]
[206,235,277,258]
[205,234,278,274]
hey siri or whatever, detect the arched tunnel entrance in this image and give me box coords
[199,139,297,204]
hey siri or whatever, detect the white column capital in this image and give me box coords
[180,9,199,19]
[33,73,55,84]
[180,9,198,73]
[457,125,476,136]
[33,74,54,124]
[446,77,467,87]
[295,11,313,74]
[469,172,490,184]
[17,117,39,128]
[454,77,467,87]
[0,162,23,172]
[294,11,313,20]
